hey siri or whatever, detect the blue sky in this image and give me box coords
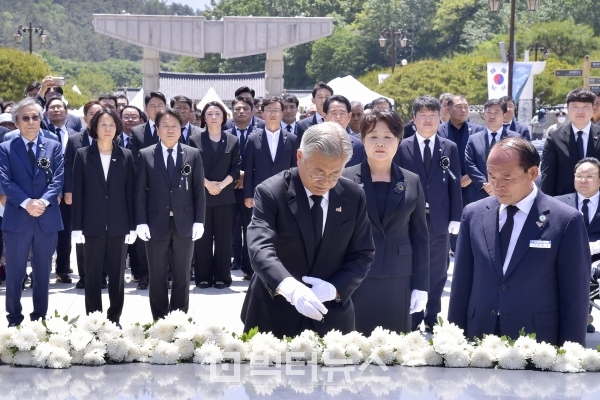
[169,0,213,12]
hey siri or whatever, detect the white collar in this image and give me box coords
[414,132,437,145]
[53,124,67,132]
[21,133,40,146]
[571,122,592,135]
[148,119,156,131]
[265,128,280,136]
[486,127,502,135]
[304,187,330,202]
[499,184,538,215]
[578,190,600,207]
[160,142,178,153]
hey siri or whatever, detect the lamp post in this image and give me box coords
[378,25,408,73]
[528,42,548,61]
[489,0,540,97]
[14,21,47,54]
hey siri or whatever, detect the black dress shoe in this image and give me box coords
[56,273,72,283]
[214,281,226,289]
[197,281,210,289]
[8,322,19,328]
[588,324,596,333]
[75,279,85,289]
[137,275,149,290]
[243,273,252,281]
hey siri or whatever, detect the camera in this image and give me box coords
[52,77,65,86]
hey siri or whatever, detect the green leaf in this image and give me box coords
[68,315,80,325]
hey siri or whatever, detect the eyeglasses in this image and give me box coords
[302,158,342,182]
[147,104,165,110]
[575,173,597,181]
[20,115,41,123]
[264,109,282,115]
[122,115,140,121]
[326,112,348,118]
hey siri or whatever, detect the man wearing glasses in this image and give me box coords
[130,92,167,160]
[541,88,600,196]
[241,122,375,337]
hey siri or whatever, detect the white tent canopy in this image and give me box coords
[197,87,232,119]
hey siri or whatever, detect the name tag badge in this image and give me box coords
[530,240,551,249]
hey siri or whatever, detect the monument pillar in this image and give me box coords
[265,50,284,97]
[142,47,160,94]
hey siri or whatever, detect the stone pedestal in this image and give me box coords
[265,50,284,97]
[142,48,160,94]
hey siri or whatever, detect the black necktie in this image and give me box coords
[423,139,432,176]
[166,148,175,184]
[311,195,323,251]
[286,125,292,132]
[239,129,247,153]
[152,126,159,144]
[27,142,36,172]
[124,136,130,149]
[582,199,590,227]
[577,131,585,159]
[500,205,519,267]
[490,131,497,147]
[180,126,187,143]
[55,128,62,144]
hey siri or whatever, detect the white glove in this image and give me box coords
[136,224,151,241]
[278,277,328,321]
[71,230,85,244]
[409,290,428,314]
[302,276,337,302]
[124,231,137,244]
[590,240,600,256]
[448,221,460,235]
[191,223,204,241]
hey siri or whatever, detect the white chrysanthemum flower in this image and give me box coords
[432,333,459,356]
[299,330,318,342]
[193,341,224,364]
[107,337,130,362]
[12,350,33,366]
[444,347,470,368]
[531,341,557,370]
[31,342,53,367]
[48,334,70,351]
[394,340,411,365]
[44,317,71,335]
[174,338,195,361]
[551,352,583,373]
[69,349,85,365]
[322,342,347,366]
[480,335,507,359]
[122,323,145,345]
[137,339,154,363]
[345,343,363,364]
[201,325,226,346]
[21,320,47,342]
[248,332,279,351]
[562,341,587,360]
[497,346,526,370]
[421,346,444,366]
[70,329,94,351]
[432,321,466,342]
[404,331,429,351]
[581,349,600,372]
[323,329,344,346]
[403,350,426,367]
[85,339,107,354]
[273,341,288,363]
[46,347,71,369]
[0,326,18,348]
[97,322,121,343]
[190,326,208,346]
[249,342,277,365]
[82,349,106,366]
[123,339,141,363]
[289,336,315,360]
[173,324,196,341]
[470,347,494,368]
[163,310,190,326]
[222,337,248,362]
[369,344,395,365]
[513,336,538,359]
[147,320,176,342]
[149,341,180,365]
[368,327,392,348]
[343,331,371,359]
[11,328,40,351]
[0,350,14,364]
[80,311,107,334]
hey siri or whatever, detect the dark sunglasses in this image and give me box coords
[20,115,41,123]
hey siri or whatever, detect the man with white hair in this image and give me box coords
[241,122,375,337]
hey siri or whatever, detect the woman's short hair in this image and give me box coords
[88,108,123,140]
[360,110,404,141]
[200,101,228,127]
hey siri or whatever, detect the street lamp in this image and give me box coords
[528,43,549,61]
[378,25,409,73]
[489,1,540,97]
[14,21,47,54]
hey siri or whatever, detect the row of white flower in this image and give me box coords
[1,311,599,372]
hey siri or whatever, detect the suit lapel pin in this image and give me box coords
[539,214,546,222]
[336,207,342,212]
[112,159,116,162]
[394,182,406,193]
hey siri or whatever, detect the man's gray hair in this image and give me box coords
[300,122,353,164]
[12,98,43,123]
[350,101,363,109]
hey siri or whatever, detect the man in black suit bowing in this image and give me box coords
[170,95,202,144]
[541,88,600,196]
[394,96,463,332]
[465,99,520,203]
[135,108,205,321]
[130,92,167,160]
[295,82,333,141]
[241,122,375,337]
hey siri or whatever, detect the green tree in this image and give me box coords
[73,68,115,99]
[0,47,51,101]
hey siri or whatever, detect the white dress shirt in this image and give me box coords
[571,122,591,157]
[265,128,280,161]
[160,142,178,167]
[99,154,111,180]
[53,124,69,155]
[316,114,324,124]
[486,128,501,146]
[148,119,157,136]
[281,121,296,133]
[499,184,538,274]
[305,187,329,234]
[414,131,437,160]
[234,124,250,140]
[577,190,599,225]
[182,123,191,141]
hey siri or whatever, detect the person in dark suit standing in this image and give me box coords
[117,105,144,150]
[500,96,531,141]
[323,95,366,167]
[281,94,299,136]
[555,157,600,333]
[541,88,600,196]
[189,102,241,289]
[295,82,334,141]
[130,92,167,161]
[343,110,429,334]
[223,87,266,131]
[241,122,375,337]
[349,101,364,137]
[394,96,463,332]
[465,99,520,203]
[170,95,202,145]
[135,108,206,321]
[449,137,590,346]
[243,97,299,209]
[0,98,64,326]
[71,109,136,325]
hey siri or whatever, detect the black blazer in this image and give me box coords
[505,118,531,141]
[241,168,375,337]
[64,129,93,193]
[295,114,319,142]
[71,142,135,237]
[541,124,600,196]
[180,123,202,145]
[135,143,205,238]
[224,124,261,171]
[224,116,265,131]
[243,128,298,199]
[0,126,8,142]
[130,122,159,160]
[343,162,429,287]
[555,192,600,261]
[189,131,241,207]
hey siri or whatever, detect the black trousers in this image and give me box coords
[146,217,193,320]
[130,237,149,279]
[232,189,253,276]
[55,201,72,274]
[195,204,235,286]
[83,234,127,323]
[412,214,450,329]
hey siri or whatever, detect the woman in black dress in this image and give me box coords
[342,110,430,334]
[189,101,241,289]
